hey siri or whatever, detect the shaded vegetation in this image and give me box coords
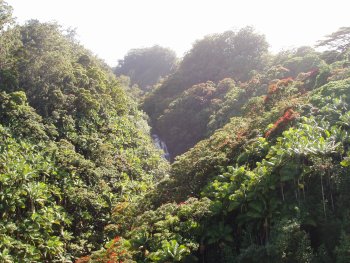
[114,45,177,92]
[143,26,269,156]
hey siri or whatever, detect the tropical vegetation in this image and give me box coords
[1,1,350,262]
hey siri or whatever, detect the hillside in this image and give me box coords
[0,3,168,261]
[1,1,350,262]
[87,27,350,262]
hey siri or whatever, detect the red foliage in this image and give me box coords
[278,77,294,87]
[267,83,278,94]
[265,108,298,138]
[104,236,125,263]
[75,256,91,263]
[268,77,293,94]
[113,236,121,243]
[298,69,319,82]
[264,77,295,104]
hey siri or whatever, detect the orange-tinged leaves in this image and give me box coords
[265,108,298,138]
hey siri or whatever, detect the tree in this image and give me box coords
[179,26,269,84]
[317,27,350,53]
[0,0,20,72]
[0,0,13,31]
[115,45,177,91]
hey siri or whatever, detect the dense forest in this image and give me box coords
[1,1,350,262]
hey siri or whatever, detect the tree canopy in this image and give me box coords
[317,26,350,53]
[114,45,177,91]
[179,26,268,84]
[0,0,13,31]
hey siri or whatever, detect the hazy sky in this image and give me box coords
[9,0,349,66]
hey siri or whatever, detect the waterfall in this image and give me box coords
[152,134,170,161]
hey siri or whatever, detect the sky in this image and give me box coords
[9,0,350,66]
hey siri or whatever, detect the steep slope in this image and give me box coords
[0,10,168,262]
[85,29,350,262]
[142,27,269,158]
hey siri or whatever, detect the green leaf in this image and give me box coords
[228,200,241,212]
[340,158,350,167]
